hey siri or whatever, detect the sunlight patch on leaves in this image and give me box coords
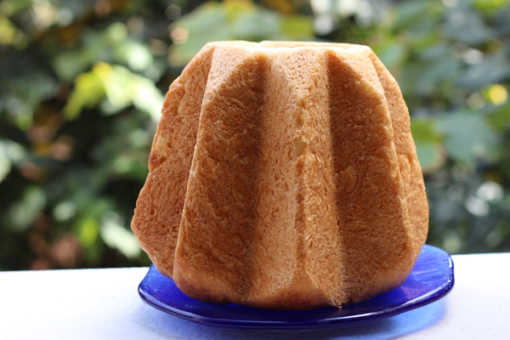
[100,212,141,259]
[63,62,163,121]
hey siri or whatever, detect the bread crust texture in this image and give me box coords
[131,41,429,311]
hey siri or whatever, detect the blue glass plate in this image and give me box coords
[138,244,454,330]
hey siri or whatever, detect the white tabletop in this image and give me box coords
[1,253,509,340]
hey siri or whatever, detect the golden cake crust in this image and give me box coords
[131,41,429,310]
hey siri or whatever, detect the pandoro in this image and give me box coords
[131,41,429,311]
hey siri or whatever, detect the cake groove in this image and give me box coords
[174,46,266,305]
[368,53,428,257]
[132,45,215,277]
[327,48,415,303]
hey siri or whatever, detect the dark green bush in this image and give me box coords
[1,0,509,270]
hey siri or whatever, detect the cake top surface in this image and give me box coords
[204,40,369,52]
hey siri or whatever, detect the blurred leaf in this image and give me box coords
[0,15,16,45]
[280,15,313,40]
[0,143,11,183]
[95,62,133,111]
[486,102,510,132]
[130,75,165,122]
[458,53,510,90]
[104,22,128,44]
[225,0,258,17]
[0,0,32,16]
[79,218,99,248]
[52,23,142,82]
[63,70,105,120]
[1,95,33,129]
[492,8,510,35]
[377,42,406,71]
[418,43,449,60]
[7,187,46,231]
[416,142,445,174]
[100,63,164,120]
[63,62,164,121]
[53,201,77,222]
[443,9,493,45]
[415,58,460,96]
[231,10,280,40]
[399,57,460,99]
[53,51,91,83]
[168,0,313,66]
[100,212,141,259]
[0,139,26,183]
[114,40,153,71]
[473,0,509,15]
[1,73,57,130]
[411,118,442,143]
[178,2,228,32]
[437,112,499,166]
[411,117,445,173]
[19,73,58,104]
[168,3,232,66]
[393,0,442,32]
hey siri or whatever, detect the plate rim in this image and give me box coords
[138,244,455,330]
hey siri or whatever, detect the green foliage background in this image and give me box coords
[1,0,510,271]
